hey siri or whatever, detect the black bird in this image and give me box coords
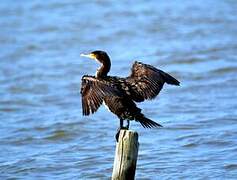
[80,50,180,140]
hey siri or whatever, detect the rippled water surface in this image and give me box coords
[1,0,237,179]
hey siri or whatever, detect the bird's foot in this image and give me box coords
[125,123,129,130]
[115,126,129,142]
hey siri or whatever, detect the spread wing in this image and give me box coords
[80,75,122,116]
[125,61,180,102]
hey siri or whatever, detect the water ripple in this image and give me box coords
[1,0,237,179]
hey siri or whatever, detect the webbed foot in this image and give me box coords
[115,126,129,142]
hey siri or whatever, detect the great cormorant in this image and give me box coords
[80,50,180,140]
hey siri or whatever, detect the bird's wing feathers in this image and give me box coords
[81,76,122,116]
[126,61,179,102]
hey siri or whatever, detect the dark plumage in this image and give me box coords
[80,50,180,139]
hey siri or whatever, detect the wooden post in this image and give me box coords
[112,130,139,180]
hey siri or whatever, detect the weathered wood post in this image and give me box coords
[112,129,139,180]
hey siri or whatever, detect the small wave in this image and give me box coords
[224,164,237,170]
[202,140,232,147]
[45,130,70,140]
[167,125,197,130]
[176,134,199,141]
[10,136,35,146]
[210,66,237,75]
[167,57,203,65]
[0,107,21,113]
[182,142,198,148]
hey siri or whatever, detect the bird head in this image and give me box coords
[80,50,110,65]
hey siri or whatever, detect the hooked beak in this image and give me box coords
[80,53,96,59]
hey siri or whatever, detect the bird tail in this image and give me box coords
[160,70,180,86]
[135,114,162,128]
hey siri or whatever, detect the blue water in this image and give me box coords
[1,0,237,179]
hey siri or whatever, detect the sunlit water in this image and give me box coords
[1,0,237,179]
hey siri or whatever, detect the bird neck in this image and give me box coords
[96,61,111,78]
